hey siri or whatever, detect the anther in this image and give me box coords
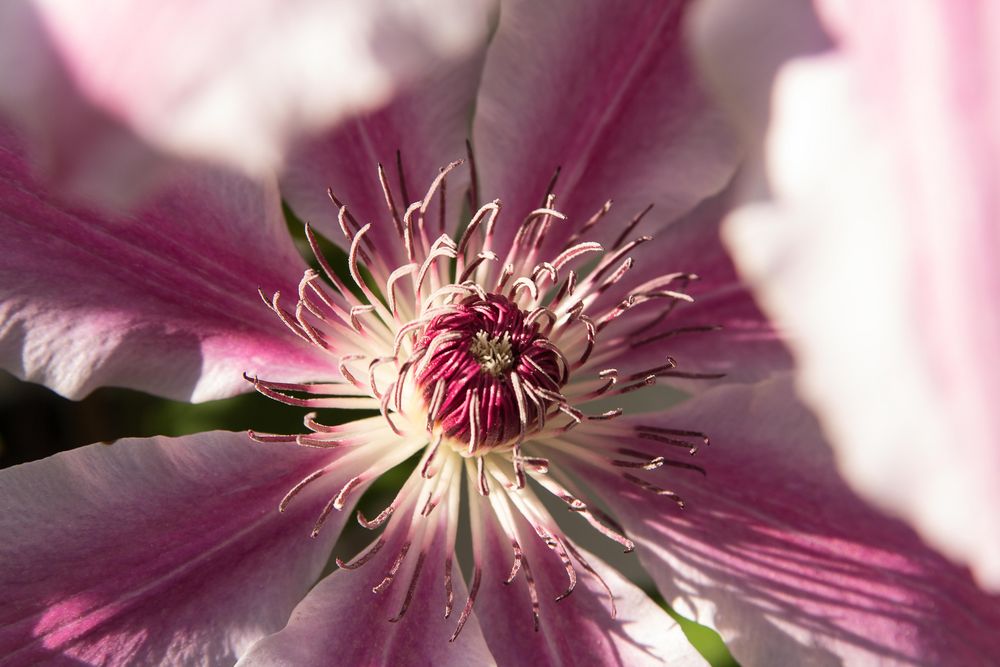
[389,551,427,622]
[449,567,482,642]
[373,542,411,594]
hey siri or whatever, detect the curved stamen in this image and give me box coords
[248,157,722,642]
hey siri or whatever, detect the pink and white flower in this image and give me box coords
[2,2,999,665]
[693,0,1000,591]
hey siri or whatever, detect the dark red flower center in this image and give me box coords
[414,293,565,452]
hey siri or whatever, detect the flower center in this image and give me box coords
[413,293,566,453]
[248,155,719,642]
[469,331,513,376]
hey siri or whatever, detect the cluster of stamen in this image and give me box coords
[469,331,513,376]
[246,148,718,641]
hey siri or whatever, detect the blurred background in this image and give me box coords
[0,369,297,469]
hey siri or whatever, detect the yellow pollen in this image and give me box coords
[469,331,514,376]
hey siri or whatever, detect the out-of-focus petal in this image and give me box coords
[472,493,703,666]
[690,0,832,141]
[238,492,496,666]
[549,378,1000,665]
[0,126,328,402]
[698,0,1000,588]
[473,0,739,261]
[281,46,486,274]
[0,0,494,209]
[0,431,350,665]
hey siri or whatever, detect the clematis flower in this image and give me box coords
[692,0,1000,591]
[0,0,492,209]
[2,2,1000,666]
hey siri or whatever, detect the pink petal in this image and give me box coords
[0,431,353,665]
[583,188,792,387]
[699,0,1000,588]
[0,125,328,402]
[238,512,495,665]
[550,378,1000,665]
[280,48,485,274]
[473,0,739,261]
[0,0,493,209]
[472,499,702,666]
